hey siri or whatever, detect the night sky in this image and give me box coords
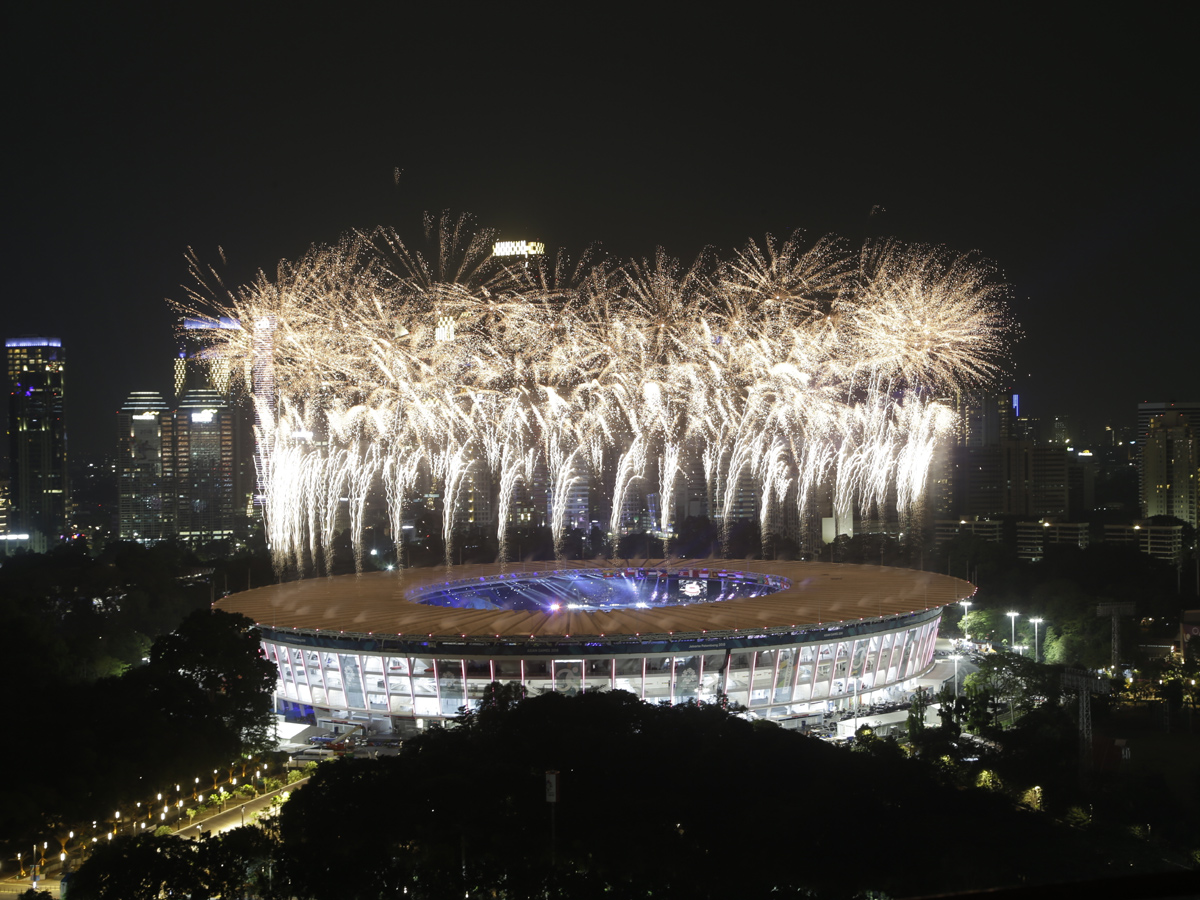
[6,8,1196,458]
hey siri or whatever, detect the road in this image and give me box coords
[181,775,310,839]
[0,777,310,897]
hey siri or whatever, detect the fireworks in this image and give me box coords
[180,212,1013,573]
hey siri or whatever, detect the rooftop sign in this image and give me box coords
[493,240,545,258]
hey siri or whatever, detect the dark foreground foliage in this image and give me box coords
[0,608,275,854]
[69,685,1189,899]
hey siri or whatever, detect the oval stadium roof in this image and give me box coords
[216,559,975,641]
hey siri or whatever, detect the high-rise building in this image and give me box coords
[1142,412,1198,527]
[116,391,170,542]
[5,337,68,539]
[1029,446,1069,518]
[955,391,1018,448]
[163,389,236,545]
[1136,401,1200,447]
[1137,401,1200,513]
[1049,415,1072,446]
[177,316,256,526]
[952,441,1087,520]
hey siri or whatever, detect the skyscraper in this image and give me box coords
[5,337,68,539]
[116,391,170,542]
[1137,401,1200,514]
[163,389,236,545]
[177,316,255,526]
[1142,412,1198,527]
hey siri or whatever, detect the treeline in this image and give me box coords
[67,687,1195,899]
[0,608,275,862]
[937,536,1188,669]
[0,539,278,682]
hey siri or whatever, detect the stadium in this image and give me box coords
[216,560,975,735]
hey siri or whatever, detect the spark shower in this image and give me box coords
[181,213,1013,574]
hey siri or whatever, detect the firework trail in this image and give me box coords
[180,215,1013,574]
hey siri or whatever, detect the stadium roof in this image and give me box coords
[216,559,974,641]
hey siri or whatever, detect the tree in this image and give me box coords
[67,828,284,900]
[907,686,933,739]
[615,531,664,559]
[149,608,277,750]
[763,531,800,561]
[66,834,201,900]
[970,653,1062,714]
[270,688,1156,898]
[935,684,962,738]
[961,681,995,733]
[200,826,279,899]
[669,515,717,558]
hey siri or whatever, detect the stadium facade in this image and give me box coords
[216,559,974,735]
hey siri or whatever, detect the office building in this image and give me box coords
[955,391,1018,448]
[177,316,256,524]
[951,441,1090,521]
[1137,402,1200,514]
[5,337,68,540]
[933,517,1003,548]
[116,391,170,542]
[1015,520,1089,561]
[1104,522,1185,564]
[163,389,236,545]
[1141,412,1198,528]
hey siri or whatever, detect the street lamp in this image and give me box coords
[950,653,962,696]
[1030,617,1043,661]
[1006,611,1019,651]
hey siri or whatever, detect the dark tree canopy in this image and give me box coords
[152,608,278,749]
[272,690,1118,899]
[0,609,274,855]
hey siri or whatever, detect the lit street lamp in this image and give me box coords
[1030,617,1043,661]
[959,600,973,643]
[1006,611,1019,651]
